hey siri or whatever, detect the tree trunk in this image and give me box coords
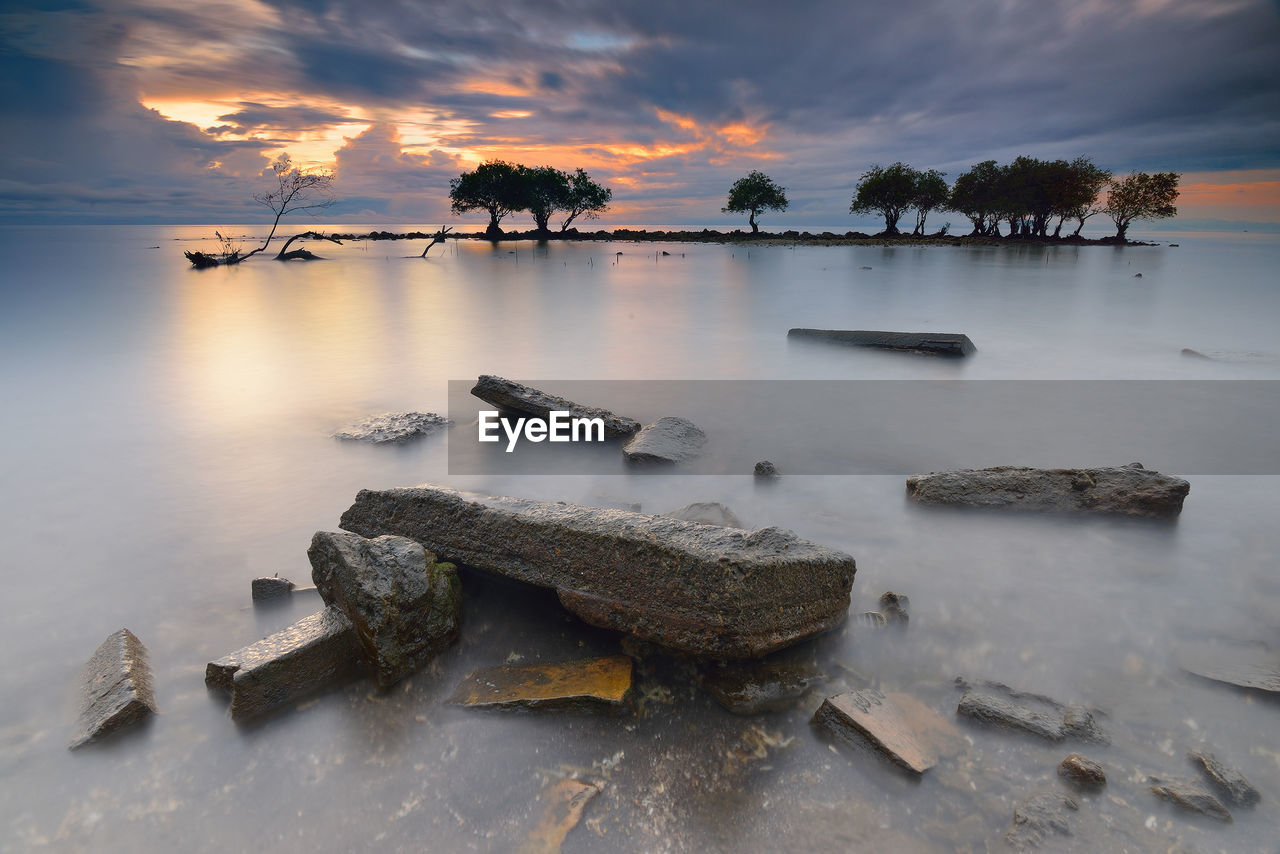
[749,211,758,233]
[275,231,341,260]
[1115,222,1129,241]
[420,226,452,257]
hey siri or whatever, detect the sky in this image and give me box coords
[1,0,1279,230]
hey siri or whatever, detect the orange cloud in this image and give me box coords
[1176,170,1280,220]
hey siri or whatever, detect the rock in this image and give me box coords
[1188,750,1260,807]
[1058,753,1106,787]
[1179,348,1278,363]
[812,689,939,774]
[307,531,461,688]
[251,576,295,601]
[340,485,856,659]
[700,658,824,714]
[906,462,1190,519]
[70,629,158,749]
[205,606,361,722]
[878,591,910,625]
[333,412,452,443]
[447,655,633,711]
[520,777,601,854]
[788,328,976,357]
[1180,347,1213,360]
[622,417,706,465]
[1149,777,1233,822]
[1178,641,1280,693]
[470,375,640,437]
[955,678,1107,744]
[753,460,780,479]
[1005,791,1077,850]
[663,501,743,528]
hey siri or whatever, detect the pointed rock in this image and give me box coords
[1189,750,1260,807]
[1149,777,1233,822]
[70,629,157,749]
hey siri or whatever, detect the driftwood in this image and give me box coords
[420,226,453,257]
[276,231,342,261]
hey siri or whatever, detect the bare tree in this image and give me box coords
[420,226,452,257]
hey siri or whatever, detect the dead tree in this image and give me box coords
[420,226,453,257]
[275,231,343,260]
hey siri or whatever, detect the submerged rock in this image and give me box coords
[877,591,910,625]
[447,655,633,711]
[663,501,744,528]
[340,485,856,659]
[1005,791,1077,850]
[251,576,295,601]
[1058,753,1107,787]
[622,417,707,465]
[813,688,942,774]
[470,375,640,437]
[1149,776,1233,822]
[206,606,361,721]
[70,629,158,750]
[788,328,977,357]
[308,531,461,688]
[1178,641,1280,693]
[955,678,1107,743]
[700,658,824,714]
[522,777,601,853]
[1189,749,1260,807]
[333,412,452,443]
[906,462,1190,519]
[753,460,780,479]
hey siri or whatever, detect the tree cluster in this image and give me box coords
[844,157,1177,240]
[449,161,612,237]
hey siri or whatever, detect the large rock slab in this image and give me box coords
[521,777,601,853]
[906,462,1189,519]
[955,678,1107,744]
[813,688,940,774]
[339,485,856,659]
[206,606,361,721]
[471,375,640,437]
[70,629,158,749]
[622,417,706,465]
[308,531,460,688]
[333,411,452,443]
[789,328,977,356]
[447,656,633,711]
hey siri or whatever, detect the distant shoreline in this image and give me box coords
[326,228,1161,247]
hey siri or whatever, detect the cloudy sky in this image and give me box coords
[2,0,1278,229]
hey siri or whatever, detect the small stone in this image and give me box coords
[955,678,1107,744]
[663,501,743,528]
[251,576,295,601]
[622,416,707,465]
[1149,776,1233,822]
[1058,754,1106,787]
[878,591,910,625]
[308,531,461,688]
[1188,750,1260,807]
[753,460,780,479]
[700,658,824,714]
[522,777,601,853]
[813,688,938,774]
[70,629,158,749]
[447,655,633,711]
[1006,791,1077,850]
[333,412,451,443]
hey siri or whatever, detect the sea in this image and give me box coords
[0,224,1277,852]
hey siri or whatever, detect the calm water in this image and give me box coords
[1,225,1278,852]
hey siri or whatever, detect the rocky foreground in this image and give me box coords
[339,485,856,658]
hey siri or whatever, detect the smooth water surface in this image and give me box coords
[1,226,1278,852]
